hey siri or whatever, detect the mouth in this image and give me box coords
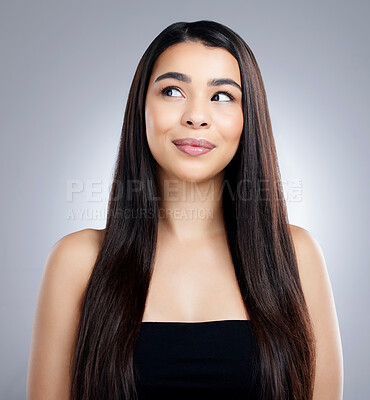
[172,138,216,157]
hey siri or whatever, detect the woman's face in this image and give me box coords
[145,41,244,182]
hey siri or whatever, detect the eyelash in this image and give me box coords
[159,86,235,102]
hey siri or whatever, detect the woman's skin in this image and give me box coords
[143,41,248,323]
[26,41,343,400]
[145,41,243,241]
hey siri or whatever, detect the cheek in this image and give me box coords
[216,108,244,142]
[145,100,178,139]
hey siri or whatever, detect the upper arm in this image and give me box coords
[289,224,344,400]
[26,228,103,400]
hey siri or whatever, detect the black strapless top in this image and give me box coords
[132,319,261,399]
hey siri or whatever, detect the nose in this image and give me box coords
[181,98,211,129]
[185,119,208,128]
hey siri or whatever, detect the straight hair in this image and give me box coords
[70,20,316,400]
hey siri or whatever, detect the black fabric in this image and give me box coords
[132,319,262,399]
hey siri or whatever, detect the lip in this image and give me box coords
[172,137,216,157]
[172,138,216,149]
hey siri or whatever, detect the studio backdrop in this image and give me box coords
[0,1,368,399]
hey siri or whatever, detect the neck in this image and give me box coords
[156,169,226,243]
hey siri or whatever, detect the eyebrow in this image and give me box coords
[154,72,242,92]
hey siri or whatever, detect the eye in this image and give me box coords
[159,86,235,102]
[212,91,235,102]
[160,86,183,98]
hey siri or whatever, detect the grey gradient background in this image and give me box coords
[1,1,369,399]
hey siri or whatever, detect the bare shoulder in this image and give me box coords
[288,223,334,321]
[26,228,105,400]
[53,227,105,261]
[288,224,344,399]
[288,224,327,276]
[48,228,105,290]
[288,224,336,309]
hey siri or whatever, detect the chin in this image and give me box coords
[174,169,218,184]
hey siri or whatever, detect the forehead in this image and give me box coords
[150,41,241,85]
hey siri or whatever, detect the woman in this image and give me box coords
[27,20,343,399]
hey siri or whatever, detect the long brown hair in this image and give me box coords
[70,20,316,400]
